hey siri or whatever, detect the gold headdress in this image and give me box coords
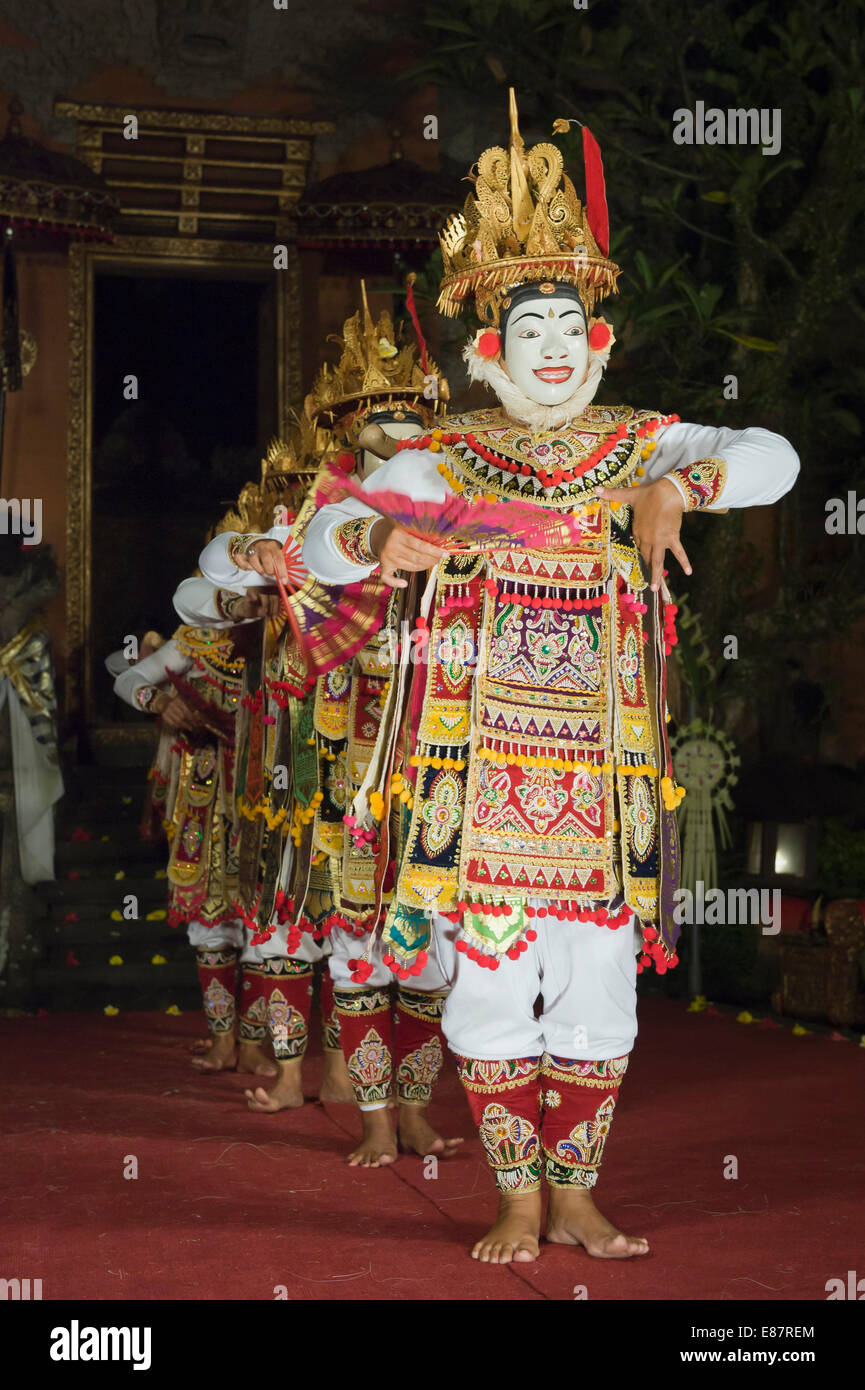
[305,281,448,431]
[210,418,321,540]
[438,90,620,326]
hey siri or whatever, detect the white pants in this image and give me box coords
[240,916,331,967]
[186,918,328,964]
[434,913,641,1061]
[328,920,451,992]
[187,918,244,952]
[224,839,330,966]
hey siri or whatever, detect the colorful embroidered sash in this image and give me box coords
[378,406,682,973]
[383,554,484,964]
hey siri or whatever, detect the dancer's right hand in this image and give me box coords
[372,521,446,589]
[235,538,288,583]
[155,695,201,731]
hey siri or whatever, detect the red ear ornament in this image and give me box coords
[589,321,612,351]
[476,329,501,359]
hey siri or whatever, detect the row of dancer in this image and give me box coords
[116,93,798,1264]
[113,289,462,1164]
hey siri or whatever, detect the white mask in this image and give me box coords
[502,295,589,406]
[362,418,423,477]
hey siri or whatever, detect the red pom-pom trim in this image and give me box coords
[589,322,612,351]
[476,330,501,359]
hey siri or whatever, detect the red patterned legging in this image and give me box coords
[454,1055,543,1193]
[333,985,447,1110]
[332,985,392,1110]
[539,1053,628,1189]
[195,947,238,1038]
[394,987,447,1106]
[319,971,341,1052]
[239,959,314,1061]
[454,1053,628,1193]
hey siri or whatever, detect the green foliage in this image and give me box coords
[816,819,865,898]
[406,0,865,751]
[410,0,864,451]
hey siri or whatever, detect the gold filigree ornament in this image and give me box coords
[19,328,36,376]
[304,280,448,430]
[210,413,321,540]
[438,90,621,326]
[1,328,37,391]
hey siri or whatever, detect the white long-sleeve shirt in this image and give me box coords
[113,640,189,711]
[172,574,274,630]
[300,419,800,586]
[173,577,224,627]
[197,529,293,593]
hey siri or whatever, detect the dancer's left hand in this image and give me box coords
[238,590,283,619]
[594,478,692,592]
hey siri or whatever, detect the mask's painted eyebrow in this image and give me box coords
[558,309,583,319]
[512,310,544,324]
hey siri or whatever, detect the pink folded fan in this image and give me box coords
[315,474,582,552]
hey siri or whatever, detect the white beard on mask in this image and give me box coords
[462,342,609,435]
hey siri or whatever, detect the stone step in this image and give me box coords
[60,778,152,811]
[31,975,201,1013]
[60,775,149,798]
[39,894,169,922]
[33,894,169,926]
[33,962,198,995]
[67,756,153,778]
[41,917,185,947]
[56,798,147,828]
[33,876,171,905]
[40,940,190,972]
[54,838,162,869]
[82,726,159,769]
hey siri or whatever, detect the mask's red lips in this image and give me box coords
[532,366,574,383]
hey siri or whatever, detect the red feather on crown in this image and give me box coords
[582,126,610,258]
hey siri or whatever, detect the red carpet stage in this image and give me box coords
[1,997,862,1302]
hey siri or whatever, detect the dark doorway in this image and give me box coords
[89,269,276,723]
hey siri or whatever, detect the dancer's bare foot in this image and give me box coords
[191,1034,237,1072]
[190,1037,213,1056]
[244,1059,304,1112]
[237,1040,278,1076]
[397,1103,463,1158]
[546,1187,649,1258]
[318,1048,355,1103]
[347,1107,398,1167]
[472,1191,541,1264]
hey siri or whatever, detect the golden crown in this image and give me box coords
[262,418,320,479]
[305,281,448,427]
[438,90,620,326]
[210,418,321,540]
